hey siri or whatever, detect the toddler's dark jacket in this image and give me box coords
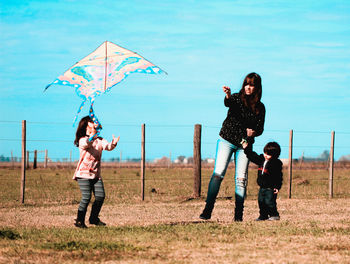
[244,148,283,190]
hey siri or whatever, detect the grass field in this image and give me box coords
[0,167,350,263]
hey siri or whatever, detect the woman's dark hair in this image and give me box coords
[263,141,281,159]
[74,116,92,147]
[239,72,262,114]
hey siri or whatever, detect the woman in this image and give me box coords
[200,72,265,221]
[73,116,120,228]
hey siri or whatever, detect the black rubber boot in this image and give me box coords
[74,210,87,228]
[89,200,106,226]
[199,202,214,220]
[200,174,223,220]
[234,206,243,222]
[234,195,244,222]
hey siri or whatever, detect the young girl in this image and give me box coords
[73,116,120,228]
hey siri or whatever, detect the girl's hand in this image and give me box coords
[112,135,120,146]
[274,188,279,194]
[223,86,231,99]
[246,128,256,137]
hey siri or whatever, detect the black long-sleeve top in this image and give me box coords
[219,93,265,147]
[244,147,283,190]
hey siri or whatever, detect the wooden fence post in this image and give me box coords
[26,151,30,169]
[44,149,48,168]
[288,129,293,199]
[329,131,335,198]
[119,150,122,168]
[141,124,145,201]
[69,149,72,168]
[193,124,202,198]
[168,151,171,168]
[33,150,37,169]
[21,120,26,204]
[11,151,14,169]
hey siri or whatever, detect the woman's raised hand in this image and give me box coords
[112,135,120,146]
[223,86,231,98]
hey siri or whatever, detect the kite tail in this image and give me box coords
[73,100,88,127]
[88,101,102,141]
[44,83,52,92]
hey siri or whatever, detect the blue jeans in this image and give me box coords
[206,137,249,207]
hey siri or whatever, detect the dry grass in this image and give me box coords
[1,199,350,263]
[2,166,349,207]
[0,167,350,263]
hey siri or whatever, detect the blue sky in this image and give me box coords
[1,0,350,162]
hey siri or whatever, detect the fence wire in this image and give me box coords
[0,120,350,203]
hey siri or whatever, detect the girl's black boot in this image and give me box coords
[89,200,106,226]
[75,210,87,228]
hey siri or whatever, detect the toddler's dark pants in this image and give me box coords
[258,187,279,219]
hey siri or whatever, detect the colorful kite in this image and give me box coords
[45,41,165,138]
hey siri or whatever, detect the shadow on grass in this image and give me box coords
[163,220,215,226]
[180,196,232,203]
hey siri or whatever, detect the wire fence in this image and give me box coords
[1,120,350,163]
[0,120,350,204]
[1,165,350,207]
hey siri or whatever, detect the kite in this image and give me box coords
[45,41,166,138]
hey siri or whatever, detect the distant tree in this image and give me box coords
[318,150,329,161]
[302,150,330,162]
[126,158,141,163]
[0,155,10,162]
[176,156,185,162]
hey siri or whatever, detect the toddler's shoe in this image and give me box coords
[255,216,268,221]
[267,216,280,221]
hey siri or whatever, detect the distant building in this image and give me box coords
[173,156,214,164]
[153,157,171,165]
[339,154,350,161]
[203,158,215,164]
[183,157,193,164]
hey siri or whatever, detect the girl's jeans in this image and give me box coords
[205,137,249,207]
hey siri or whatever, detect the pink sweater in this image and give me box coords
[73,136,116,180]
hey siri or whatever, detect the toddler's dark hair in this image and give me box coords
[263,142,281,159]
